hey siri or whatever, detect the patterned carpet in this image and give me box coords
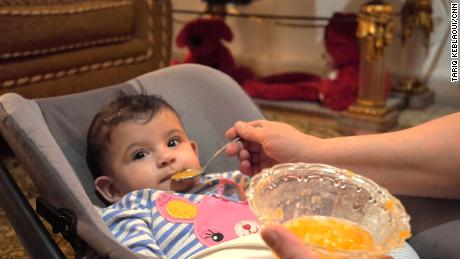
[0,119,342,258]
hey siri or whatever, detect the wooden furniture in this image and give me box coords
[0,0,172,98]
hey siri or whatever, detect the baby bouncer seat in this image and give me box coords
[0,64,264,258]
[0,64,459,259]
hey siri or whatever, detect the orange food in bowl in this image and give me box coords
[283,216,374,251]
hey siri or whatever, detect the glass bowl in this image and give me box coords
[246,163,411,258]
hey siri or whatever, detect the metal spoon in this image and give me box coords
[171,137,241,189]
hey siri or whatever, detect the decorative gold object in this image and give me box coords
[348,97,391,119]
[347,1,395,120]
[394,0,433,94]
[356,0,395,63]
[401,0,433,48]
[394,78,427,94]
[207,4,227,18]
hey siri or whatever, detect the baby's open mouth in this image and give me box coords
[160,170,185,184]
[171,169,200,181]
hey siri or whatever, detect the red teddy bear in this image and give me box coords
[244,13,390,111]
[244,13,361,111]
[175,18,254,85]
[319,13,360,111]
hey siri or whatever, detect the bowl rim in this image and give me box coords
[246,162,412,256]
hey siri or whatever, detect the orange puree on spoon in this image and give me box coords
[171,169,200,181]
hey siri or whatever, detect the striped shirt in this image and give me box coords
[99,171,250,259]
[99,171,419,259]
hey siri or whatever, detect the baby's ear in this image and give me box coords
[190,141,199,156]
[157,193,198,223]
[95,176,123,203]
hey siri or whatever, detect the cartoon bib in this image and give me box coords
[157,178,260,247]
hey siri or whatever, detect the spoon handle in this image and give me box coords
[200,137,240,175]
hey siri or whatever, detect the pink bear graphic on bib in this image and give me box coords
[156,178,260,247]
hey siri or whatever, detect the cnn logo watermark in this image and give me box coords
[452,3,459,82]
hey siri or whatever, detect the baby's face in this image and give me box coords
[104,109,200,197]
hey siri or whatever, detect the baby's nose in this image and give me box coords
[158,152,176,167]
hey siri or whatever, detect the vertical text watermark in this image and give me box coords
[452,2,459,82]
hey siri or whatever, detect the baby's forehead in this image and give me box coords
[110,109,184,134]
[152,108,184,127]
[115,107,178,124]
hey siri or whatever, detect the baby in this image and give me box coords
[86,93,260,258]
[87,92,418,259]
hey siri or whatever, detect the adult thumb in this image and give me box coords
[235,121,265,143]
[261,226,317,259]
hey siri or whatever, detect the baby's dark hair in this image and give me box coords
[86,92,179,179]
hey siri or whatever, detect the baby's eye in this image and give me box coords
[132,150,149,161]
[167,138,181,147]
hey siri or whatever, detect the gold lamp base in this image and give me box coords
[340,97,403,133]
[393,78,428,94]
[392,78,435,109]
[347,99,391,117]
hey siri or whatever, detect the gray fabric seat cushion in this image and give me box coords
[37,83,137,207]
[35,64,263,205]
[408,220,460,259]
[0,92,134,258]
[0,64,264,258]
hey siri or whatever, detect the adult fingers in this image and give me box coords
[248,120,267,128]
[225,126,239,140]
[238,149,250,161]
[225,141,242,157]
[234,121,267,143]
[246,141,261,153]
[240,160,253,176]
[261,226,317,259]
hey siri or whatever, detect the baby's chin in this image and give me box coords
[156,180,173,191]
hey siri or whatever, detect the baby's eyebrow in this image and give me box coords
[124,142,147,155]
[164,128,185,137]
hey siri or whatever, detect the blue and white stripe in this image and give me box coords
[99,171,249,258]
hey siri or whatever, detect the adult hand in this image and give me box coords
[225,120,319,176]
[261,225,317,259]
